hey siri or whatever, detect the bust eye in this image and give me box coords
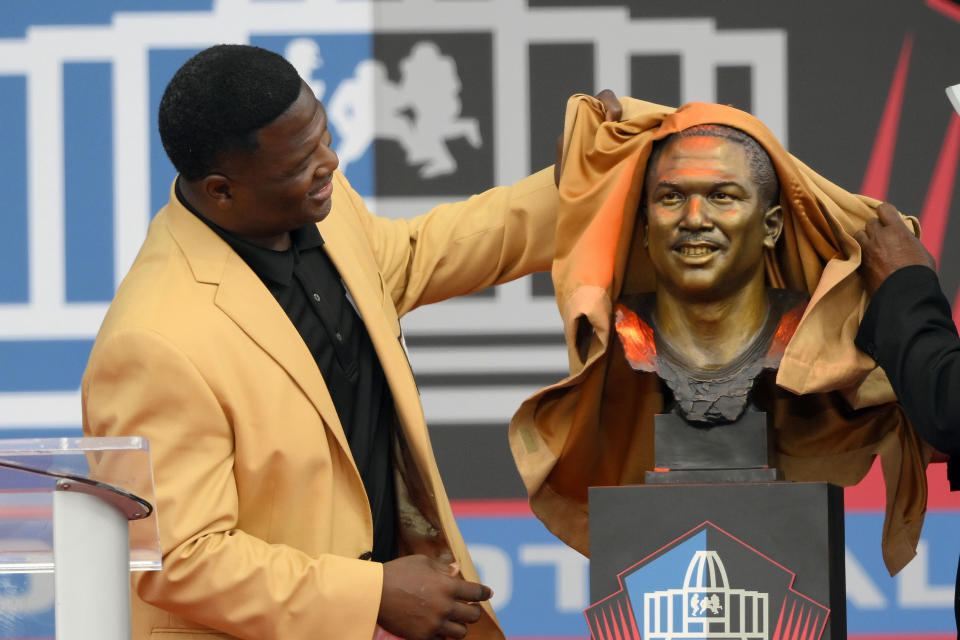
[710,192,735,203]
[660,192,683,206]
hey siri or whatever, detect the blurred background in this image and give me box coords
[0,0,958,637]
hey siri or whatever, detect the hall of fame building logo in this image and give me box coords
[0,0,786,433]
[586,523,828,640]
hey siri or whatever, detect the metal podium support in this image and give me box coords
[0,437,160,640]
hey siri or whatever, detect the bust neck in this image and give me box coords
[654,276,769,370]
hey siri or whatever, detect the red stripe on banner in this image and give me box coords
[451,458,960,518]
[450,499,533,517]
[860,32,913,200]
[927,0,960,23]
[919,113,960,263]
[0,506,51,519]
[849,635,959,640]
[845,459,960,511]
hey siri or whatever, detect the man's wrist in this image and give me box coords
[856,264,941,359]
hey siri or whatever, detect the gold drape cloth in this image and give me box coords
[509,95,931,576]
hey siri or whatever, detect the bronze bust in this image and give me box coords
[614,125,806,480]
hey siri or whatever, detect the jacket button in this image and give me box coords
[359,551,373,561]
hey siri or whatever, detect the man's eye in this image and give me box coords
[711,192,734,203]
[292,159,311,175]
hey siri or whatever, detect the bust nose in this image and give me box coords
[679,195,712,229]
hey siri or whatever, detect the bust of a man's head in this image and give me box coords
[634,124,787,372]
[642,124,783,304]
[615,124,807,425]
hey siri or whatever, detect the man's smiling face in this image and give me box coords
[642,134,779,303]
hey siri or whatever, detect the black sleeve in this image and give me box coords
[855,265,960,470]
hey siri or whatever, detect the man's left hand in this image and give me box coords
[854,202,937,294]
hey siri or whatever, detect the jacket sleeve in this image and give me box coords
[855,265,960,469]
[82,328,383,640]
[336,168,559,316]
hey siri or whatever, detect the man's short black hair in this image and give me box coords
[644,124,781,211]
[158,44,303,180]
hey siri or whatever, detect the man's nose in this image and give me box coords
[679,195,712,229]
[315,146,340,175]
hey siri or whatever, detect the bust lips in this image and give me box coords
[671,238,725,262]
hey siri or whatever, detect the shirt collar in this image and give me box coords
[175,177,325,287]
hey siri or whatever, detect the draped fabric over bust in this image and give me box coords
[509,96,931,576]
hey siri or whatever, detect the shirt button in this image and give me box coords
[312,293,321,302]
[335,331,343,342]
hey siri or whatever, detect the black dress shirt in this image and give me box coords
[176,181,398,562]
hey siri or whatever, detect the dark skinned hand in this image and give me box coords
[377,554,493,640]
[854,202,936,295]
[554,88,623,187]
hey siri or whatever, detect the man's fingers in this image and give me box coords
[875,202,903,226]
[439,620,469,639]
[861,217,882,238]
[854,229,868,246]
[448,601,484,624]
[453,579,493,603]
[595,88,622,122]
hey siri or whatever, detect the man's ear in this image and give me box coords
[201,174,233,210]
[762,204,784,249]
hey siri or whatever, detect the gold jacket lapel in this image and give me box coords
[319,210,441,497]
[165,200,356,462]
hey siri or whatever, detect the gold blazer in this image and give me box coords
[83,168,558,640]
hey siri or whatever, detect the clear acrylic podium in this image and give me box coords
[0,437,160,640]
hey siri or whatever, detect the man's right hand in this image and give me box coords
[378,554,493,640]
[854,202,937,294]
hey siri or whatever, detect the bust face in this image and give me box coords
[642,135,778,303]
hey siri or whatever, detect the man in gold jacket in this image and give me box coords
[510,95,933,578]
[82,44,564,640]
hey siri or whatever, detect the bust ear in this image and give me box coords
[201,174,233,210]
[762,204,784,249]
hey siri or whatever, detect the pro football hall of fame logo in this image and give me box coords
[586,522,830,640]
